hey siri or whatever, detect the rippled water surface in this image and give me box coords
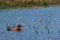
[0,6,60,40]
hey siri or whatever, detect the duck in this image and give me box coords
[7,24,22,31]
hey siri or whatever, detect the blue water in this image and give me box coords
[0,6,60,40]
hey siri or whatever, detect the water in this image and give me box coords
[0,6,60,40]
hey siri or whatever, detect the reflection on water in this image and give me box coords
[0,6,60,40]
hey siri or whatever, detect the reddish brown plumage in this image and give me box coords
[7,24,22,31]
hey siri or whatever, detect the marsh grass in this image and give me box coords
[22,17,41,35]
[45,18,50,33]
[33,17,43,35]
[23,17,43,35]
[24,19,31,29]
[0,0,60,9]
[45,15,52,33]
[48,8,52,24]
[58,29,60,33]
[23,14,52,35]
[33,17,39,35]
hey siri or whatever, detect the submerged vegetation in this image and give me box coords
[0,0,60,9]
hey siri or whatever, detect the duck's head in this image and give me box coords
[17,24,22,28]
[7,27,11,31]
